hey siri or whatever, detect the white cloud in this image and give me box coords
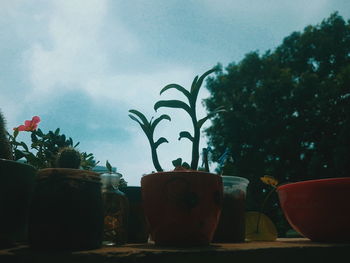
[26,0,140,98]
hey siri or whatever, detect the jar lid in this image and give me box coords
[101,172,122,189]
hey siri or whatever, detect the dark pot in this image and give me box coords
[141,170,223,246]
[120,186,148,243]
[28,168,104,250]
[0,159,36,248]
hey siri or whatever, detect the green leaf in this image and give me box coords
[191,68,217,101]
[190,75,199,93]
[13,129,19,138]
[178,131,194,142]
[14,149,25,160]
[154,137,169,148]
[197,106,226,129]
[129,114,152,138]
[129,114,144,127]
[20,142,29,152]
[154,100,191,115]
[54,128,60,136]
[182,162,191,169]
[129,109,151,128]
[151,114,171,131]
[160,84,191,101]
[36,128,44,137]
[31,133,38,143]
[172,158,182,167]
[106,160,112,173]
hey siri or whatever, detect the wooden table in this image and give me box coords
[1,238,349,263]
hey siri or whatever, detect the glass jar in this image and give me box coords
[212,175,249,242]
[101,172,129,246]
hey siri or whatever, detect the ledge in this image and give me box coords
[1,238,350,263]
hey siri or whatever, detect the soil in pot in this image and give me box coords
[28,168,104,250]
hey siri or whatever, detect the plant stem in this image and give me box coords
[256,187,276,233]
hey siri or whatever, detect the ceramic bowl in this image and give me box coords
[277,177,350,242]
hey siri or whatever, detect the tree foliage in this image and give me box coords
[204,13,350,234]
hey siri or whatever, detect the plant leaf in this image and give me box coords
[178,131,194,142]
[106,160,112,173]
[172,158,182,167]
[197,106,226,129]
[154,100,191,115]
[182,162,191,169]
[129,114,144,127]
[151,114,171,131]
[190,75,199,93]
[129,114,152,138]
[20,142,29,152]
[160,84,191,101]
[129,109,150,128]
[191,68,217,102]
[154,137,169,148]
[13,129,19,138]
[245,211,278,241]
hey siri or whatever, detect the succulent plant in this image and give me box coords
[154,68,225,170]
[129,68,225,172]
[56,147,81,169]
[128,110,171,172]
[0,110,13,160]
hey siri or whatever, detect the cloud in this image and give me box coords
[27,0,138,95]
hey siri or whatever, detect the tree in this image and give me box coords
[204,13,350,235]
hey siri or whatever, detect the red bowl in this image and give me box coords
[277,177,350,242]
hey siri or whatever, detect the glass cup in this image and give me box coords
[212,175,249,243]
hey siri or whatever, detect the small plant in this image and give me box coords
[128,110,171,171]
[0,110,13,160]
[56,147,81,169]
[105,160,127,188]
[8,116,99,170]
[129,68,225,172]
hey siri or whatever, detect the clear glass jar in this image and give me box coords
[101,172,129,246]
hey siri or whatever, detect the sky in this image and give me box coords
[1,0,349,185]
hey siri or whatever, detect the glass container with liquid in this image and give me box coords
[101,172,129,246]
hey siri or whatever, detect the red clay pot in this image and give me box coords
[141,169,223,246]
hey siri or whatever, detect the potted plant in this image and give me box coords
[0,111,36,248]
[129,68,225,246]
[28,147,104,250]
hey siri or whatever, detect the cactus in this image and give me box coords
[56,147,81,169]
[0,110,13,160]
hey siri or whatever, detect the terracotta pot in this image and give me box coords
[141,170,223,246]
[0,159,36,248]
[28,168,104,250]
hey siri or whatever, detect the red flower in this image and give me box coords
[14,116,41,132]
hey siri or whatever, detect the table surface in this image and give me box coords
[1,238,350,263]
